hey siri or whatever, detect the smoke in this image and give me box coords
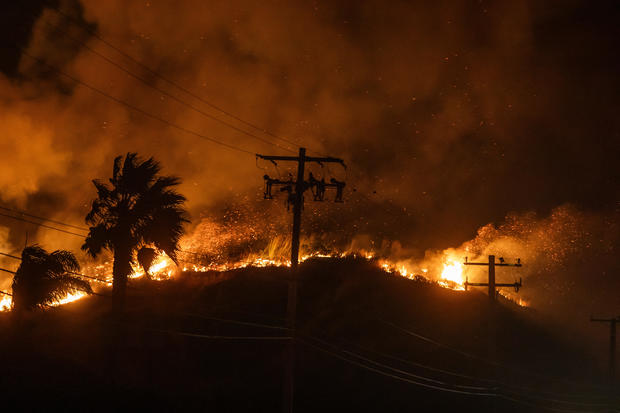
[370,204,619,323]
[0,1,617,321]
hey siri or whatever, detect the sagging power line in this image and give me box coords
[0,211,87,238]
[16,46,258,156]
[37,18,296,154]
[40,2,321,154]
[0,209,214,277]
[0,205,88,231]
[0,251,110,285]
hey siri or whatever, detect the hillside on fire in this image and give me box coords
[0,257,616,411]
[0,1,619,412]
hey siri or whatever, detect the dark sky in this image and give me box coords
[0,0,617,258]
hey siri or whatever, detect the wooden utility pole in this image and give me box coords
[463,255,522,302]
[256,147,345,413]
[591,316,619,382]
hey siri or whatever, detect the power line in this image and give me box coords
[298,335,617,412]
[0,290,12,296]
[0,251,110,285]
[45,2,316,153]
[302,333,491,391]
[147,327,292,341]
[323,328,610,404]
[0,211,212,277]
[303,332,617,409]
[0,211,87,238]
[18,48,257,156]
[375,316,610,394]
[0,206,88,231]
[38,19,296,154]
[297,336,497,397]
[0,264,107,297]
[177,312,289,331]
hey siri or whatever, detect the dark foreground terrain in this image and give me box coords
[0,257,617,412]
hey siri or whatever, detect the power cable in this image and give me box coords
[175,312,289,331]
[43,2,319,153]
[0,206,88,231]
[321,327,609,404]
[0,251,111,285]
[301,333,491,391]
[302,331,617,409]
[375,316,610,394]
[298,335,616,412]
[297,336,497,397]
[146,327,292,341]
[0,266,105,300]
[38,19,296,154]
[18,47,257,156]
[0,211,87,238]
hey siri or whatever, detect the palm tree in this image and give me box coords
[82,153,188,305]
[12,245,92,311]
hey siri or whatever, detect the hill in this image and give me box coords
[0,257,616,412]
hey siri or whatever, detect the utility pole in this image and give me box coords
[256,147,345,413]
[591,316,619,382]
[463,255,523,302]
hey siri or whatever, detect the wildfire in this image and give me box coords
[0,245,527,312]
[0,290,89,312]
[0,295,11,311]
[441,261,464,284]
[50,291,89,306]
[130,254,176,280]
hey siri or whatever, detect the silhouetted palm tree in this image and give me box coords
[82,153,188,305]
[11,245,92,311]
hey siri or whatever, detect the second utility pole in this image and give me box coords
[463,255,522,302]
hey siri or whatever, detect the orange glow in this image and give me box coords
[0,295,11,311]
[50,291,88,306]
[441,261,463,284]
[0,290,89,312]
[438,259,465,291]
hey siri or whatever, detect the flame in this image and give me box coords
[438,260,465,291]
[130,253,177,280]
[50,291,88,306]
[0,295,11,311]
[0,290,89,312]
[0,244,528,312]
[441,261,464,284]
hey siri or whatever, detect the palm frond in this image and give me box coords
[50,250,80,273]
[81,224,111,258]
[12,245,90,311]
[84,152,189,297]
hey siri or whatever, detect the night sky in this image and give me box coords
[0,1,618,320]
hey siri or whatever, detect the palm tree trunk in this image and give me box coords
[112,248,132,309]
